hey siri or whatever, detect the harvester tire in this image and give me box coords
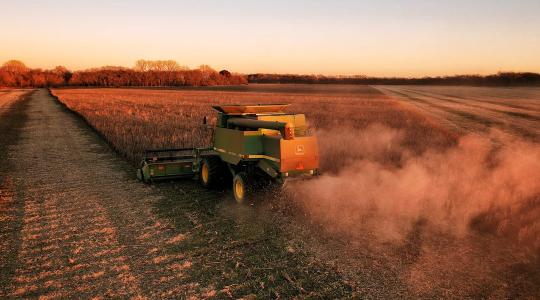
[200,156,226,188]
[138,168,149,184]
[233,172,253,204]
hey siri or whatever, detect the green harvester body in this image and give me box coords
[137,104,319,201]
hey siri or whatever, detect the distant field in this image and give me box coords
[378,85,540,141]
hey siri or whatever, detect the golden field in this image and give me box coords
[51,86,455,169]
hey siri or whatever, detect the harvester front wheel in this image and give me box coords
[200,156,226,188]
[233,172,252,204]
[137,168,149,184]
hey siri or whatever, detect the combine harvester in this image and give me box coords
[137,104,319,203]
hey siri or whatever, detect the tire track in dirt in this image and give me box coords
[397,87,540,128]
[434,90,540,113]
[0,89,199,298]
[399,87,540,119]
[396,87,540,137]
[428,86,540,111]
[403,86,540,112]
[377,86,539,140]
[403,87,540,140]
[377,86,491,133]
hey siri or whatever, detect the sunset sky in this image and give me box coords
[1,0,539,77]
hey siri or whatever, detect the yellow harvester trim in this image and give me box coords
[234,179,244,203]
[201,162,209,184]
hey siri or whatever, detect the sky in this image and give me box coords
[1,0,539,77]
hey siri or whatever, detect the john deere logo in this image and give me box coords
[295,144,305,155]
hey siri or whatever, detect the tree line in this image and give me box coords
[3,59,539,88]
[248,72,540,86]
[0,59,247,88]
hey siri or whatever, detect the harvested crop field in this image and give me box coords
[378,85,540,140]
[1,85,539,298]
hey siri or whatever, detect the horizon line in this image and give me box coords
[2,58,538,80]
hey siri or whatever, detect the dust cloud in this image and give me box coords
[288,125,540,249]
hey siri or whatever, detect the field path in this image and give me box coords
[0,89,197,298]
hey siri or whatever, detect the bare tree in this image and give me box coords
[1,60,29,73]
[134,59,150,72]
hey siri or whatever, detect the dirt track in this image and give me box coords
[0,89,212,298]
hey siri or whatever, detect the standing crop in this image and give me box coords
[51,87,455,166]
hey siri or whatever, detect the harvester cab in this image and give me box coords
[137,104,319,203]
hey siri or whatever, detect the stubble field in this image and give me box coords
[1,85,538,298]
